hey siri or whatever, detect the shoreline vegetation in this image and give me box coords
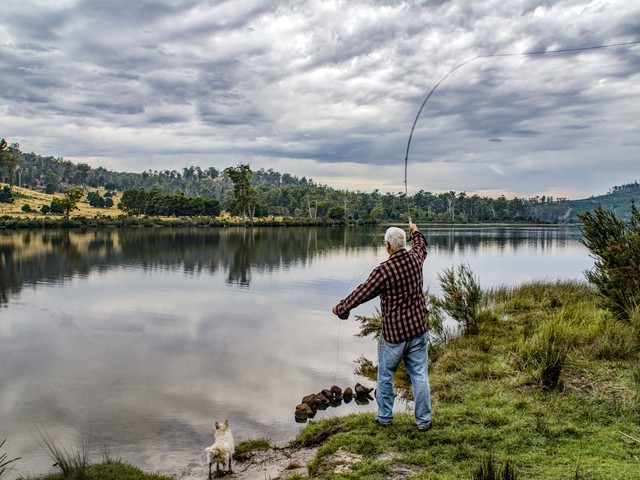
[4,280,640,479]
[0,215,566,229]
[0,185,565,229]
[0,184,581,230]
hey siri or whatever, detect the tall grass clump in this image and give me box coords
[586,310,638,360]
[36,428,91,478]
[0,439,20,479]
[472,455,518,480]
[517,313,575,390]
[436,263,482,334]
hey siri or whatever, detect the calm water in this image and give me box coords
[0,225,590,478]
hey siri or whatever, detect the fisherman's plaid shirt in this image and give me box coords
[334,230,428,343]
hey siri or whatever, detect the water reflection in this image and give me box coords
[0,226,583,307]
[0,227,390,305]
[0,226,589,479]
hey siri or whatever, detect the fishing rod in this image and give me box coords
[402,39,640,218]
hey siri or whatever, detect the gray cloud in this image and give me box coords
[0,0,638,198]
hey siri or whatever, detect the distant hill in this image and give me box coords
[565,182,639,222]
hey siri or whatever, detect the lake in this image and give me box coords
[0,225,591,478]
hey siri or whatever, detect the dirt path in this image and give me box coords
[162,446,319,480]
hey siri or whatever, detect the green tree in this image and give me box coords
[370,204,385,221]
[326,205,345,220]
[118,188,147,216]
[43,169,61,194]
[58,187,84,220]
[0,139,20,186]
[224,164,257,222]
[578,203,640,320]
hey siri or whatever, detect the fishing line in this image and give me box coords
[403,39,640,199]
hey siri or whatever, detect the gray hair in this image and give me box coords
[385,227,407,252]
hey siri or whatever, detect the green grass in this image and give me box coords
[233,437,275,461]
[290,280,640,479]
[39,459,172,480]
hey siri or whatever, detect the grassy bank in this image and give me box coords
[4,281,639,479]
[288,280,640,479]
[0,185,369,228]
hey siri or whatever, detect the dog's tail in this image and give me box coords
[205,445,223,462]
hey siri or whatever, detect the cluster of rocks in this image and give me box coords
[295,383,374,423]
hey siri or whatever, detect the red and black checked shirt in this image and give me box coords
[335,230,428,343]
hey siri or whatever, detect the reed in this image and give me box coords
[0,439,20,479]
[36,428,91,478]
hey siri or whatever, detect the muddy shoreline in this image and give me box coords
[161,445,319,479]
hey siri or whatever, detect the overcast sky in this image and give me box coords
[1,0,639,199]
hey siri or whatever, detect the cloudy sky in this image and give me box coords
[1,0,639,199]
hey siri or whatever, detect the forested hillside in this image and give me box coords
[565,181,640,222]
[0,141,636,223]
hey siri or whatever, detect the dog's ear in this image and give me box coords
[215,421,220,429]
[223,419,229,428]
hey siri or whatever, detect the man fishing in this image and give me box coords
[332,221,431,431]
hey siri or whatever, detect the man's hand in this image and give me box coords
[409,221,418,233]
[332,305,349,320]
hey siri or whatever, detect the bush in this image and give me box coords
[0,186,13,203]
[326,205,345,220]
[49,197,64,214]
[436,263,482,334]
[578,203,640,321]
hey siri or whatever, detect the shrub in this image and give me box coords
[0,186,14,203]
[326,205,345,220]
[49,197,64,214]
[436,263,482,334]
[21,204,31,213]
[578,203,640,321]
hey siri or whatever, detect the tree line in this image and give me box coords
[1,138,621,223]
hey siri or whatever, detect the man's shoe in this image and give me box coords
[417,422,432,432]
[375,418,392,427]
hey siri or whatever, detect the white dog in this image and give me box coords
[205,419,235,478]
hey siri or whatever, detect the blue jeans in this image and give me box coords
[376,332,431,428]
